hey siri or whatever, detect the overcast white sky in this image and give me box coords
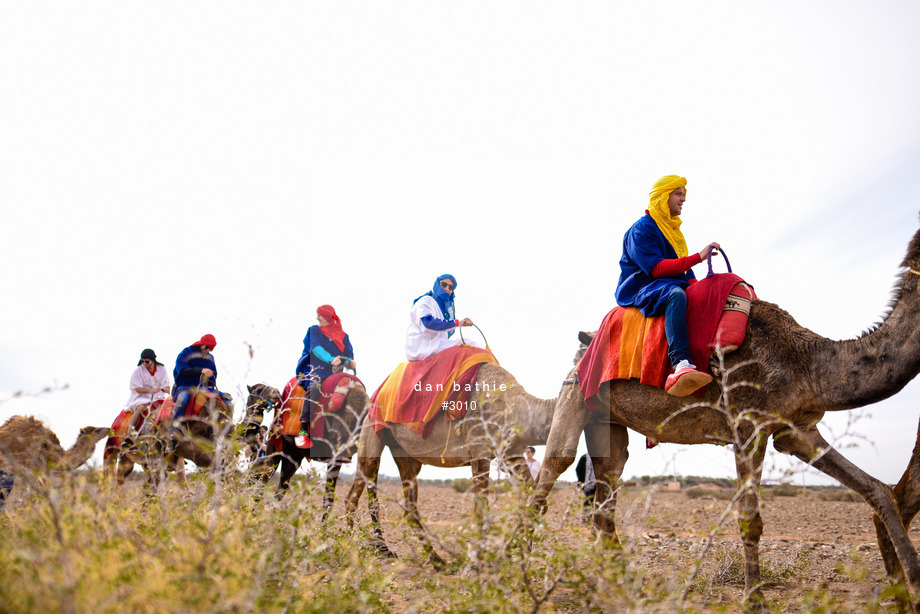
[2,2,919,487]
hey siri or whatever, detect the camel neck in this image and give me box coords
[809,272,920,410]
[516,392,558,445]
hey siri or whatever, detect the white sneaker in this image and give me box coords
[666,361,712,397]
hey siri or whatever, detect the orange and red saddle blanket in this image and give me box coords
[269,373,364,449]
[104,397,174,455]
[577,273,756,410]
[368,344,499,439]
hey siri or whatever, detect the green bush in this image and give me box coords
[771,483,799,497]
[451,477,473,492]
[819,489,861,502]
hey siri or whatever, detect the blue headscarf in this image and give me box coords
[414,273,457,322]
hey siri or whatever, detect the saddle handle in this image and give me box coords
[332,358,357,375]
[706,247,732,278]
[459,323,490,350]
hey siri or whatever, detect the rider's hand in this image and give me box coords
[459,318,474,327]
[331,356,343,366]
[698,242,721,260]
[201,368,215,378]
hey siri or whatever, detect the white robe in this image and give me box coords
[405,295,462,361]
[125,364,171,410]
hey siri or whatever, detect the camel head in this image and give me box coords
[242,384,282,448]
[60,426,111,471]
[575,331,595,365]
[897,215,920,298]
[245,383,282,422]
[0,417,109,474]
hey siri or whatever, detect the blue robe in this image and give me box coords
[172,345,218,390]
[295,325,355,385]
[615,214,696,317]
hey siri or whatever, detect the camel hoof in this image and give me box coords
[742,588,768,613]
[429,552,446,569]
[371,541,397,559]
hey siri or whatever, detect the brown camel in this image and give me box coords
[344,362,557,563]
[249,379,369,517]
[0,416,109,501]
[104,391,234,489]
[528,220,920,604]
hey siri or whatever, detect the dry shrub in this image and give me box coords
[0,468,395,613]
[0,460,892,613]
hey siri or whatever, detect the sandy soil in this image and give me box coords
[333,478,920,609]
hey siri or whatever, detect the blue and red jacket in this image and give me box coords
[615,214,699,317]
[173,345,218,390]
[295,325,354,387]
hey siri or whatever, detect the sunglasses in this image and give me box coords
[439,281,455,291]
[141,359,153,365]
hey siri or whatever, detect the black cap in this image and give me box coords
[138,348,163,366]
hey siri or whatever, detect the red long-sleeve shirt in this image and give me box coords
[651,253,702,281]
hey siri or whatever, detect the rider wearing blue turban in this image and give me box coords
[405,274,474,361]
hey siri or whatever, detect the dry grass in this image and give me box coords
[0,465,902,613]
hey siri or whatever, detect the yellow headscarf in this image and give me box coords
[647,175,688,258]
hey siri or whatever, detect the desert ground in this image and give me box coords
[338,475,920,610]
[4,463,917,612]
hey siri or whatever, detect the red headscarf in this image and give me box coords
[317,305,346,352]
[192,334,217,349]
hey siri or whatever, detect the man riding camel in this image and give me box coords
[615,175,720,397]
[168,334,233,446]
[405,274,474,361]
[121,348,171,447]
[295,305,355,447]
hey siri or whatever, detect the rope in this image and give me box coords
[910,269,920,277]
[440,418,453,464]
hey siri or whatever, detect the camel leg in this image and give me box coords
[275,448,302,499]
[393,454,444,567]
[249,448,279,485]
[733,436,768,604]
[116,456,134,485]
[344,421,384,520]
[471,457,491,525]
[508,457,534,485]
[527,385,592,515]
[344,455,372,520]
[584,422,630,539]
[103,449,117,481]
[171,455,187,483]
[343,423,396,557]
[361,454,389,550]
[874,416,920,612]
[140,462,160,496]
[774,426,920,599]
[322,459,343,522]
